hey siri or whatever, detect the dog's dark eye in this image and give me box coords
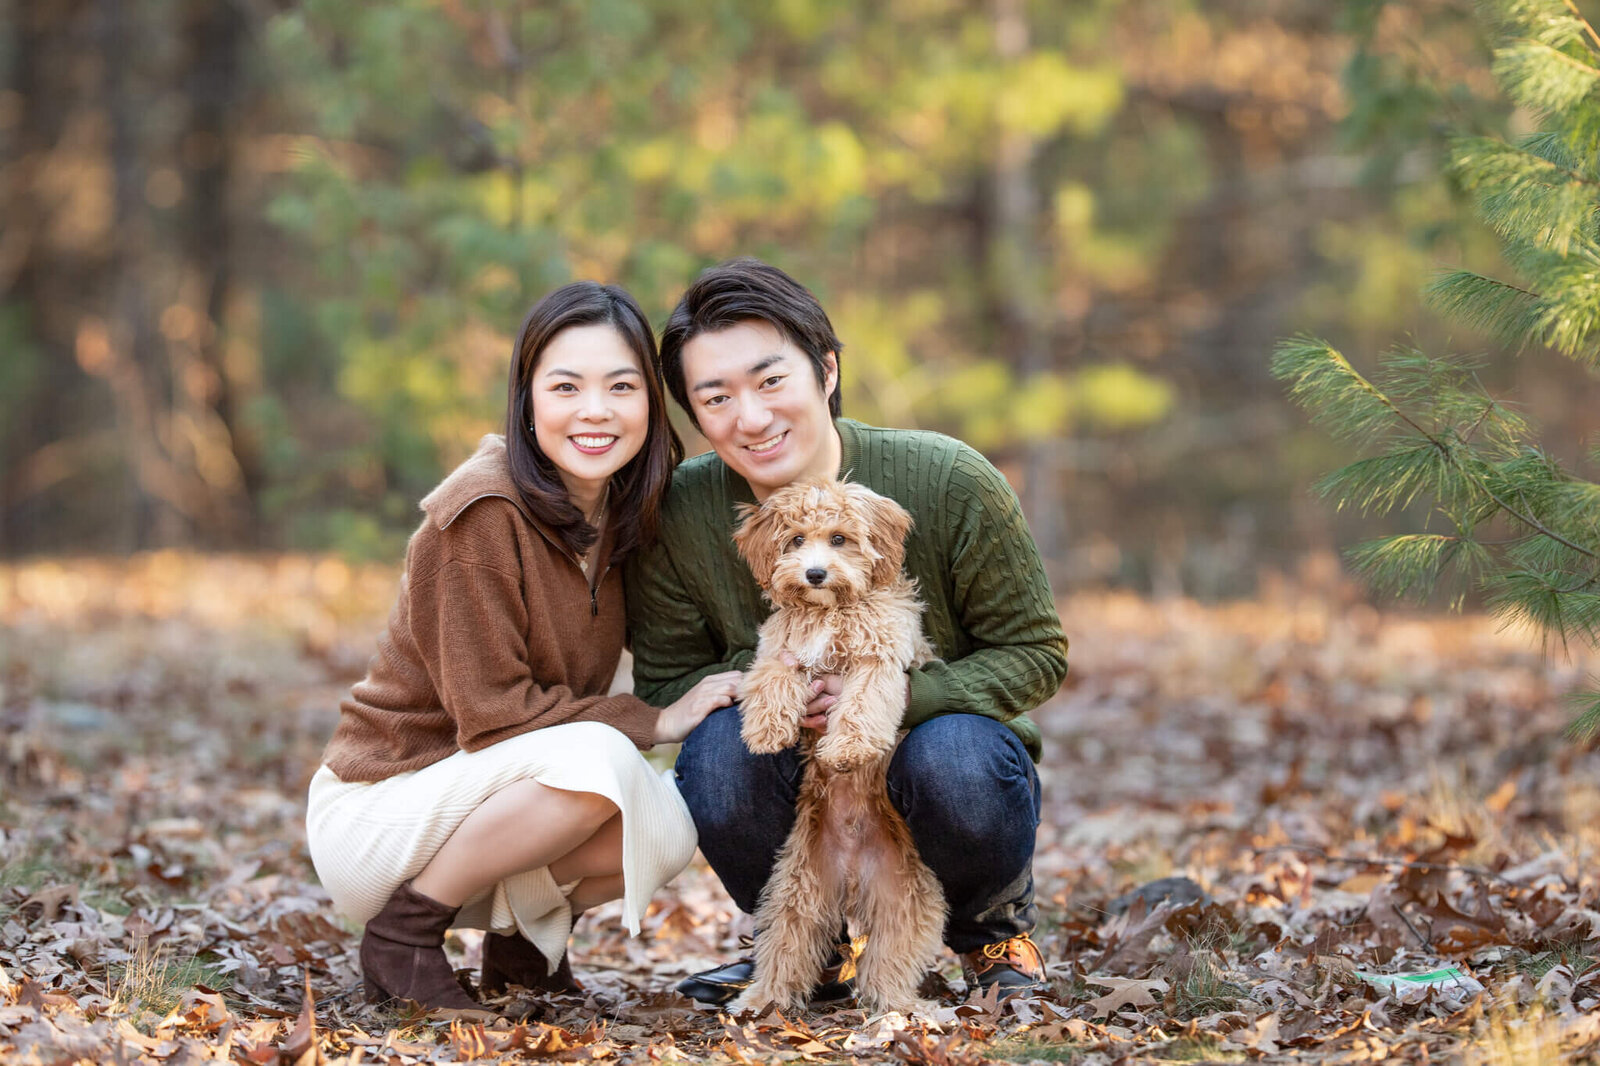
[830,534,846,547]
[790,535,805,549]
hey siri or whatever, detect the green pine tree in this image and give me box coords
[1273,0,1600,739]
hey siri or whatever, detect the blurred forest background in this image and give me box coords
[5,0,1599,598]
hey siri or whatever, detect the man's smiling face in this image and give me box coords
[681,320,841,501]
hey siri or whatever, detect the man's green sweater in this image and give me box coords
[625,419,1068,760]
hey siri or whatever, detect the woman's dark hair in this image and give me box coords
[658,257,843,427]
[506,282,683,559]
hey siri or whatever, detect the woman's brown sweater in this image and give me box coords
[320,435,659,783]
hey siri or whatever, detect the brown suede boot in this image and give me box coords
[479,932,584,996]
[359,880,481,1010]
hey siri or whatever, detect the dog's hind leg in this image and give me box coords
[852,844,946,1014]
[733,792,841,1013]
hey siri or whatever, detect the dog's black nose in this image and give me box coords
[805,568,827,586]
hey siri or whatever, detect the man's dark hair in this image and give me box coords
[659,257,843,427]
[505,281,683,559]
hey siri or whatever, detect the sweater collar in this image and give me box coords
[721,418,862,506]
[422,433,612,574]
[421,434,537,529]
[836,417,864,482]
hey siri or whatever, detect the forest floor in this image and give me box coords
[2,553,1598,1065]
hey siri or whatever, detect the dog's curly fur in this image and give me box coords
[730,476,946,1015]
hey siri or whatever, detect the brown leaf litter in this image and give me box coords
[2,556,1599,1063]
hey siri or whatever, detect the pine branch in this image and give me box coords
[1451,136,1600,255]
[1493,38,1600,112]
[1270,337,1408,443]
[1348,533,1491,600]
[1480,481,1600,557]
[1568,684,1600,740]
[1281,338,1599,559]
[1425,270,1547,344]
[1533,257,1600,360]
[1316,443,1457,515]
[1520,128,1600,174]
[1279,0,1600,741]
[1486,568,1600,646]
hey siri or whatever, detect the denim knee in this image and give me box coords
[887,714,1040,846]
[675,706,757,832]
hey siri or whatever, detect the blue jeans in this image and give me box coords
[675,707,1040,953]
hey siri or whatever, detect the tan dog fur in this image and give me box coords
[730,477,946,1015]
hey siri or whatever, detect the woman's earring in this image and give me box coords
[528,422,536,433]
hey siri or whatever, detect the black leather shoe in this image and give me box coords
[676,947,856,1008]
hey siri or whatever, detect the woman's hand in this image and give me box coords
[654,670,742,745]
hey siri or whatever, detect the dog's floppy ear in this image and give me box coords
[732,500,784,590]
[851,485,913,586]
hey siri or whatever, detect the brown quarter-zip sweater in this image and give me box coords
[321,434,659,783]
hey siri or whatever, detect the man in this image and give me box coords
[627,257,1068,1006]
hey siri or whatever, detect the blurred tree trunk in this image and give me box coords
[180,0,261,543]
[989,0,1062,569]
[100,0,172,545]
[91,0,257,547]
[0,0,117,553]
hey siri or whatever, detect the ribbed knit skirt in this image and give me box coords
[305,721,696,971]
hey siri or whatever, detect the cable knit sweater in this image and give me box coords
[321,435,658,783]
[626,418,1068,760]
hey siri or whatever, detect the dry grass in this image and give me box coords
[1464,1005,1569,1066]
[109,939,225,1029]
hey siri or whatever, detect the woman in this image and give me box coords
[306,282,740,1010]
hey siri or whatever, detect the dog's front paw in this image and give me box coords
[814,729,888,773]
[741,712,801,754]
[739,686,802,753]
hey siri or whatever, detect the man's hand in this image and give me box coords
[801,674,841,731]
[779,657,915,732]
[776,653,840,732]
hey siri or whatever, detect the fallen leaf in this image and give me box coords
[1484,778,1517,814]
[1083,976,1167,1019]
[278,972,320,1065]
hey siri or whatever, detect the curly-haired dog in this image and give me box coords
[730,476,946,1015]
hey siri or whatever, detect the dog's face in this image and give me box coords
[733,477,913,607]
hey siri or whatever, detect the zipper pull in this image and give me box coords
[590,586,598,617]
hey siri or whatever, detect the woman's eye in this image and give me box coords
[705,395,728,407]
[761,375,783,389]
[790,535,805,549]
[830,534,846,547]
[553,383,577,392]
[612,381,638,392]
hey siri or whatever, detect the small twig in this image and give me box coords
[1458,394,1498,446]
[1467,459,1596,561]
[1392,901,1433,951]
[1550,569,1600,595]
[1251,844,1525,888]
[1567,0,1600,53]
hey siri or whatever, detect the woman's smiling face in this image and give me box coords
[528,323,650,504]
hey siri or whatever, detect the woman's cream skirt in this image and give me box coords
[306,721,696,972]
